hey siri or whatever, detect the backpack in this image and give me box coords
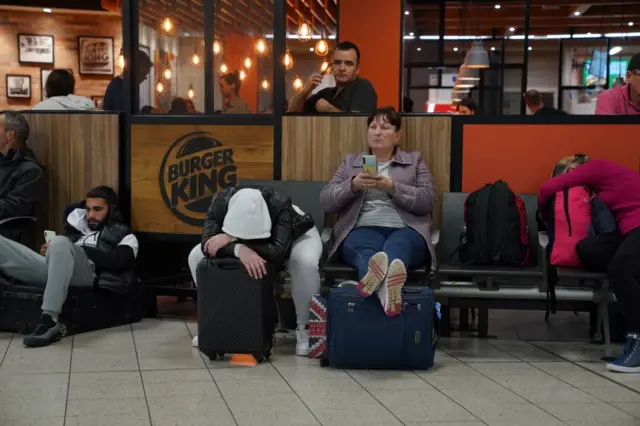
[538,187,617,318]
[546,187,592,268]
[458,180,529,266]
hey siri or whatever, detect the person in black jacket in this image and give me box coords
[524,90,568,116]
[187,187,323,357]
[0,112,45,241]
[0,186,139,347]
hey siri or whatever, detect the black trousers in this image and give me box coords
[576,228,640,333]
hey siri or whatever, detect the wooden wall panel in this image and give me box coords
[0,9,122,110]
[282,116,451,227]
[22,112,119,236]
[131,124,274,235]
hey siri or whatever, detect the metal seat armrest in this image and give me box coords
[321,227,333,261]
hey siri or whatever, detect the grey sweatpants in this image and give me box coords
[0,235,95,316]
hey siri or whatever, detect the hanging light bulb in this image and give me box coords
[255,38,267,55]
[239,69,247,81]
[315,39,329,56]
[320,60,330,73]
[163,68,172,80]
[192,52,200,65]
[117,49,125,70]
[156,81,164,93]
[220,63,228,74]
[261,77,270,90]
[293,76,303,91]
[213,40,222,55]
[162,17,173,32]
[243,57,252,69]
[283,49,294,70]
[187,84,195,99]
[297,22,311,42]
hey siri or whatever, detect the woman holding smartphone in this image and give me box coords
[320,107,436,316]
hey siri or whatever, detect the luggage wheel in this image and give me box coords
[253,350,271,363]
[207,352,226,361]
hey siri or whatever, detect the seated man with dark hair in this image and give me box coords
[288,41,377,114]
[0,112,45,241]
[32,69,94,111]
[0,186,139,347]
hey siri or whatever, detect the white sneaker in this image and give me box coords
[192,335,199,348]
[295,326,309,357]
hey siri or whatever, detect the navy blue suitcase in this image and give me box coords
[325,286,440,370]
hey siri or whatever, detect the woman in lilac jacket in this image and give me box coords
[320,107,436,316]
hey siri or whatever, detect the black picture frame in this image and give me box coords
[18,34,55,65]
[78,36,115,76]
[6,75,32,99]
[91,96,104,109]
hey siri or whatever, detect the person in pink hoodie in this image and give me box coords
[539,158,640,373]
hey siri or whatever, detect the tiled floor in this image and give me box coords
[1,316,640,426]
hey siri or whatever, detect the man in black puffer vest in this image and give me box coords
[0,186,139,348]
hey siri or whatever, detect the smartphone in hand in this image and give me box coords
[362,155,378,176]
[44,230,56,244]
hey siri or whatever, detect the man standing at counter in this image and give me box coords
[596,53,640,115]
[288,41,377,114]
[103,50,153,111]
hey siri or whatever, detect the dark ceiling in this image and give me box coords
[0,0,105,10]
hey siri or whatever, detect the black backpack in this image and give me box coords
[458,180,530,266]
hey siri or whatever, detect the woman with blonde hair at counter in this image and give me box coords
[320,106,436,315]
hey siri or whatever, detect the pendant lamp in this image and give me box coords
[457,65,480,81]
[464,39,490,69]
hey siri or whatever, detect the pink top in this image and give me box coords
[539,159,640,236]
[595,85,640,115]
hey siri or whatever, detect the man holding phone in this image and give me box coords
[0,186,139,347]
[287,41,377,114]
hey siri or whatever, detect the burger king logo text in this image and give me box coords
[159,131,237,227]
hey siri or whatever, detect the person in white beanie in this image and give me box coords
[188,187,323,357]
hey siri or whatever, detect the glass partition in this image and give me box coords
[137,0,206,114]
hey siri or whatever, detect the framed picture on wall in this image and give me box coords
[78,36,114,76]
[18,34,54,64]
[6,75,32,99]
[91,96,104,109]
[41,68,73,100]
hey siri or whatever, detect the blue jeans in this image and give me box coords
[341,226,428,280]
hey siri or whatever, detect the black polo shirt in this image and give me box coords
[534,106,568,116]
[304,78,377,113]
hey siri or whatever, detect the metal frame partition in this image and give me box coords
[120,0,288,222]
[120,0,289,295]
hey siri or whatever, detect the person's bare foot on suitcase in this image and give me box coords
[378,259,407,316]
[356,252,388,297]
[23,314,66,348]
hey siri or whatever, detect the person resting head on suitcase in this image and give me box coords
[187,187,323,357]
[320,106,437,317]
[539,156,640,373]
[0,185,139,348]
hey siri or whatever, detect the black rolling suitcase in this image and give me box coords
[0,274,144,335]
[196,258,277,363]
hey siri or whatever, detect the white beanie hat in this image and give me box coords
[222,189,272,240]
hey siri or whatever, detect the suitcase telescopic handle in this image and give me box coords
[210,259,244,270]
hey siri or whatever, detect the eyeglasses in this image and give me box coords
[631,70,640,77]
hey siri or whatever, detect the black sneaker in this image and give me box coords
[23,314,66,348]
